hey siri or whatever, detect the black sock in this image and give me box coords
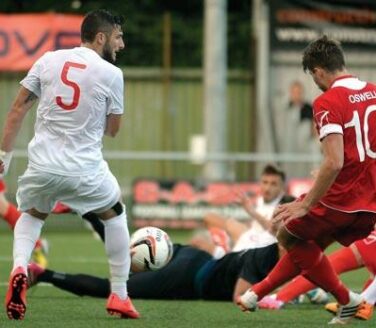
[81,212,105,242]
[39,270,110,298]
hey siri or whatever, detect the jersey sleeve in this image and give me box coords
[19,54,46,98]
[106,68,124,115]
[313,95,343,140]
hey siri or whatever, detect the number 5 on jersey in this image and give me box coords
[56,61,87,110]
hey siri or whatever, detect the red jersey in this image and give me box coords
[354,230,376,275]
[313,76,376,212]
[0,179,5,192]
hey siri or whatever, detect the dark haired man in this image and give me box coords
[193,164,291,259]
[0,10,139,320]
[238,35,376,325]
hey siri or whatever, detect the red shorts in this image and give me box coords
[354,230,376,275]
[285,202,376,246]
[0,179,6,193]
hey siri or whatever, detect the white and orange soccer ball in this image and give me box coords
[130,227,173,272]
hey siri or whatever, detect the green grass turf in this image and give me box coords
[0,216,374,327]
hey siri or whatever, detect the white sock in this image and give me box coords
[13,213,45,271]
[361,278,376,304]
[101,213,130,300]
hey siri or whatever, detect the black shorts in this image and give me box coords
[200,243,279,300]
[127,244,212,299]
[241,243,279,284]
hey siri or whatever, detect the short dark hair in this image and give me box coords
[302,35,345,73]
[261,164,286,182]
[81,9,124,43]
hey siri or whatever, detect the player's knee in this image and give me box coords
[276,225,298,250]
[96,201,124,220]
[111,201,124,215]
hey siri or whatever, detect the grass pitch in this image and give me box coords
[0,215,374,327]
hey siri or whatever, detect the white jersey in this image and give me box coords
[232,194,283,251]
[20,47,124,176]
[245,195,282,234]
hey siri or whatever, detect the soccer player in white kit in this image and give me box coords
[0,10,139,320]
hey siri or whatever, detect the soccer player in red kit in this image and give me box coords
[0,179,20,228]
[259,230,376,321]
[237,35,376,325]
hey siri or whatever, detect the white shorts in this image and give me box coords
[17,162,121,216]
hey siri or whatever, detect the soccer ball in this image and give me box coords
[130,227,173,272]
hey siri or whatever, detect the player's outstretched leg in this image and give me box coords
[101,208,140,319]
[5,266,28,320]
[106,293,140,319]
[328,291,363,325]
[27,262,45,288]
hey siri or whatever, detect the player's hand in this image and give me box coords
[235,190,256,214]
[0,150,13,176]
[272,201,309,225]
[235,296,251,313]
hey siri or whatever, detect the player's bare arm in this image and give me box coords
[0,87,38,174]
[203,213,228,230]
[236,191,271,232]
[203,212,247,242]
[224,217,248,242]
[104,113,122,137]
[273,133,343,224]
[233,277,252,303]
[1,86,37,152]
[189,235,216,254]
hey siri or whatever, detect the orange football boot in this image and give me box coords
[356,302,373,320]
[106,293,140,319]
[5,266,28,320]
[325,301,374,320]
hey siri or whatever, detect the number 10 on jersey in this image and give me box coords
[345,106,376,162]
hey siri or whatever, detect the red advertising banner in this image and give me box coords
[0,14,83,71]
[131,178,313,229]
[131,179,259,229]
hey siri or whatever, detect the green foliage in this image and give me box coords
[0,0,251,68]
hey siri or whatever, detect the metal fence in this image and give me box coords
[1,68,255,198]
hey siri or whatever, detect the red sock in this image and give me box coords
[328,246,360,273]
[362,278,373,291]
[277,276,315,302]
[289,241,350,305]
[277,245,360,302]
[3,203,21,229]
[34,239,43,250]
[252,253,300,299]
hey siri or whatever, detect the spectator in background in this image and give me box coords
[275,80,320,178]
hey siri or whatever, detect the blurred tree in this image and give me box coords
[0,0,251,68]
